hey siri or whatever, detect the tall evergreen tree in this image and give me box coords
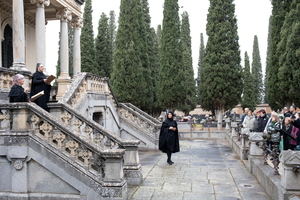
[199,0,242,128]
[159,0,183,110]
[242,52,256,110]
[197,33,205,104]
[180,11,196,113]
[111,0,152,110]
[264,16,272,103]
[277,0,300,106]
[156,25,162,49]
[108,10,116,78]
[80,0,95,73]
[265,0,291,110]
[251,35,263,104]
[95,13,110,77]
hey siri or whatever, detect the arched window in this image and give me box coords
[2,24,13,68]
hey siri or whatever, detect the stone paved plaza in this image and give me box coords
[128,139,270,200]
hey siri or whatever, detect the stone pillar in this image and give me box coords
[56,8,72,100]
[230,121,238,138]
[101,149,127,200]
[31,0,50,65]
[11,0,28,71]
[72,17,82,75]
[280,150,300,199]
[122,140,143,186]
[248,132,264,173]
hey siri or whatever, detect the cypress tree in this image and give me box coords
[199,0,242,128]
[95,13,110,77]
[159,0,183,110]
[265,0,291,110]
[197,33,205,104]
[156,25,162,49]
[277,0,300,106]
[251,35,263,104]
[180,11,196,114]
[265,16,272,103]
[108,10,116,78]
[242,52,256,110]
[111,0,151,110]
[80,0,95,73]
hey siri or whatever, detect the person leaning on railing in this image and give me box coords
[8,74,29,103]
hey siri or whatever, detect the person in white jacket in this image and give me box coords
[242,109,256,135]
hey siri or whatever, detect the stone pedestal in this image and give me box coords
[248,132,264,173]
[230,122,238,138]
[122,140,143,185]
[11,108,29,131]
[280,150,300,199]
[56,78,71,100]
[225,118,231,130]
[240,133,248,160]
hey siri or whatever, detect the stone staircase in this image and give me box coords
[59,72,161,149]
[0,103,127,199]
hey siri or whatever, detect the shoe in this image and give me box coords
[167,160,174,165]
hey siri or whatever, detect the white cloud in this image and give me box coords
[46,0,271,78]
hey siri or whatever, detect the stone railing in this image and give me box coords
[0,102,128,199]
[61,73,117,107]
[0,67,32,92]
[48,102,143,185]
[118,103,160,144]
[120,103,161,124]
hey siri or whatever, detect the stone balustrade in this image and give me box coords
[118,103,160,143]
[48,102,143,185]
[0,102,128,199]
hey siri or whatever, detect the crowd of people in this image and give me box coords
[240,106,300,150]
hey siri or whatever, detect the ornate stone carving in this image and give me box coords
[66,140,79,156]
[30,0,50,7]
[56,8,72,22]
[72,118,82,132]
[61,112,72,125]
[0,110,10,121]
[78,150,93,166]
[13,159,24,170]
[39,121,53,140]
[72,16,83,29]
[52,132,66,148]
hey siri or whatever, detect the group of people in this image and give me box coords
[8,63,52,111]
[241,106,300,150]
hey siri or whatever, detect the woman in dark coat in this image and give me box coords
[8,74,28,102]
[159,111,180,165]
[30,63,51,111]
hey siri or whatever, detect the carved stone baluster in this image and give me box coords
[52,131,66,149]
[84,124,93,141]
[78,150,93,167]
[65,140,79,157]
[39,121,53,140]
[61,111,72,125]
[29,114,40,134]
[72,118,82,134]
[0,109,10,130]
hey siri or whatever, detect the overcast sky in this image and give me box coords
[46,0,272,77]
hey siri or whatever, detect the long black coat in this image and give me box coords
[8,85,28,103]
[30,71,51,111]
[255,115,269,132]
[159,119,180,153]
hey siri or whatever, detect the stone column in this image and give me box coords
[56,8,72,100]
[72,17,82,75]
[122,140,143,186]
[248,132,264,173]
[31,0,50,65]
[11,0,28,71]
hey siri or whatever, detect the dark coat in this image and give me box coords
[159,119,180,153]
[282,124,293,150]
[8,85,28,103]
[292,119,300,129]
[255,115,269,132]
[30,71,51,111]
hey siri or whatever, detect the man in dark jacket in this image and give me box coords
[255,109,269,132]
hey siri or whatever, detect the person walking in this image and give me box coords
[159,111,180,165]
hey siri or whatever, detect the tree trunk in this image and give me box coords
[216,109,224,130]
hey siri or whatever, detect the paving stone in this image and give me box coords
[128,139,270,200]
